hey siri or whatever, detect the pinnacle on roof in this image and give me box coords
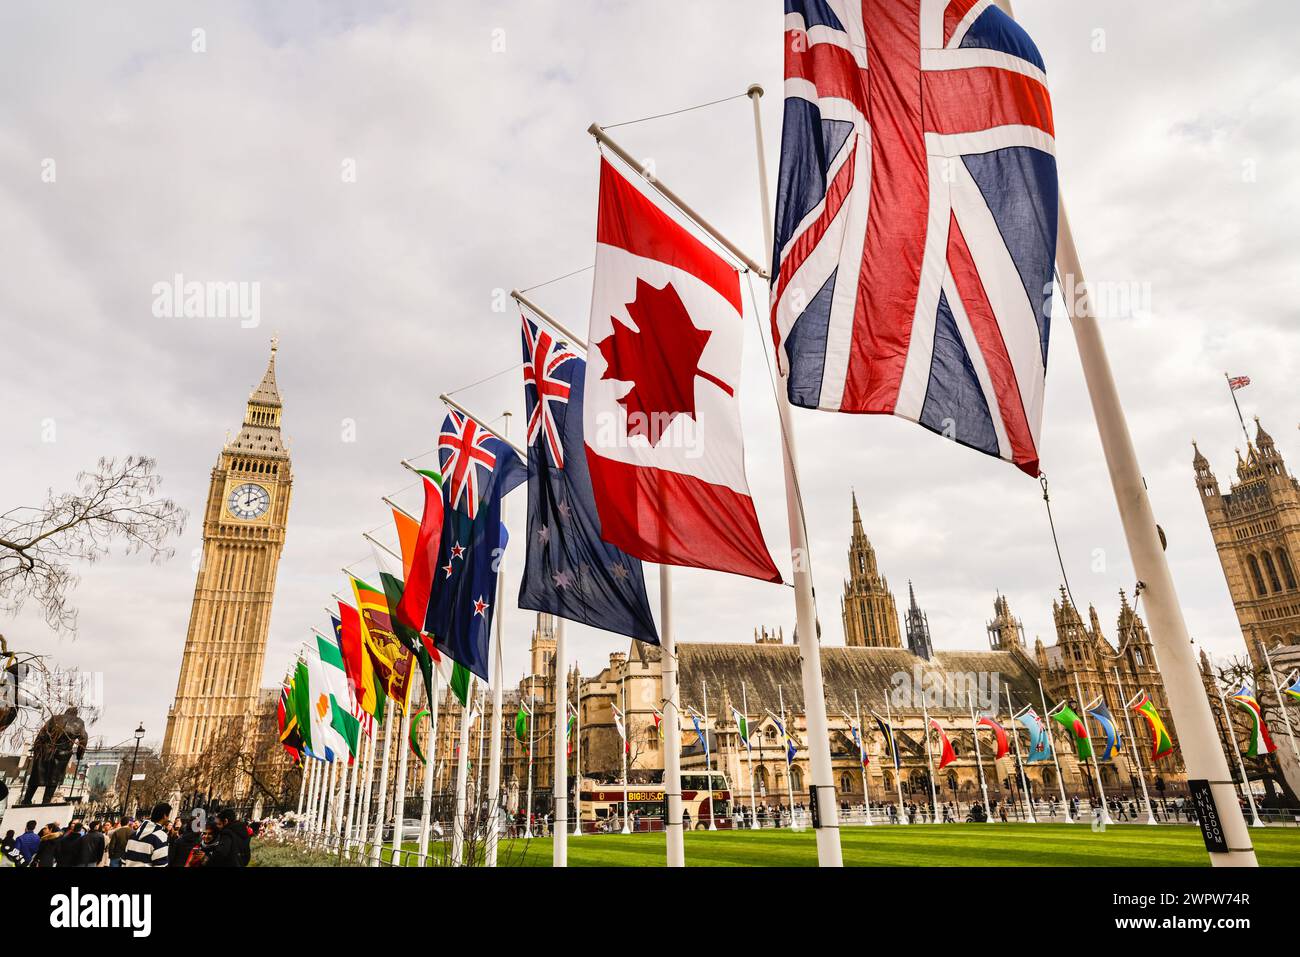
[249,337,282,408]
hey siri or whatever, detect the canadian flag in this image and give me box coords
[583,158,779,583]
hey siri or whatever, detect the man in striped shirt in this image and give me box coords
[122,803,171,867]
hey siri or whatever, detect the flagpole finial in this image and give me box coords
[747,83,764,98]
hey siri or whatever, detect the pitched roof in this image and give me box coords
[677,642,1040,717]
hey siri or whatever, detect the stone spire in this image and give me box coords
[904,580,933,660]
[226,338,287,458]
[986,592,1025,650]
[841,491,902,648]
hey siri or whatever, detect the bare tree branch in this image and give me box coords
[0,456,187,631]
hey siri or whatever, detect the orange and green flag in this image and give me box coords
[1129,692,1174,762]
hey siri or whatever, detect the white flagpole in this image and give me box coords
[969,700,992,824]
[743,681,758,829]
[390,697,412,867]
[995,0,1256,869]
[702,681,717,831]
[1260,642,1300,766]
[303,758,318,839]
[620,671,631,834]
[1038,677,1072,822]
[778,685,796,827]
[660,564,685,865]
[343,732,360,853]
[418,670,440,863]
[554,618,569,865]
[369,709,393,867]
[475,685,486,808]
[1005,689,1036,823]
[746,84,842,866]
[485,411,511,868]
[885,692,907,825]
[573,678,583,838]
[525,675,535,838]
[921,700,939,823]
[854,691,872,825]
[451,685,474,864]
[1113,669,1157,825]
[1214,680,1264,827]
[356,715,377,847]
[295,758,307,818]
[1073,673,1111,825]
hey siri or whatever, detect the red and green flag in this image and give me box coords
[395,470,444,636]
[1051,704,1093,761]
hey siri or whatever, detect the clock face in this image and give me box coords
[227,483,270,520]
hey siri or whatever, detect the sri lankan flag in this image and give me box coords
[1129,691,1174,762]
[335,602,380,719]
[351,574,414,711]
[1051,703,1093,761]
[1228,685,1277,758]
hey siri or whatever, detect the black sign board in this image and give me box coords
[809,786,821,829]
[1188,779,1229,853]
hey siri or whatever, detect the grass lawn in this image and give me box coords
[381,824,1300,867]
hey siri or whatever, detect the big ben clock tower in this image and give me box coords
[162,340,293,763]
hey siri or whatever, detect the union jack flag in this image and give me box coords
[770,0,1058,476]
[1227,374,1251,391]
[521,315,578,467]
[438,410,498,518]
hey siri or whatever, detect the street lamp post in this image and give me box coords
[122,723,145,819]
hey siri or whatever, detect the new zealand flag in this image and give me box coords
[424,410,526,681]
[517,314,658,644]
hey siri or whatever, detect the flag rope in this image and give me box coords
[518,263,593,294]
[602,91,750,130]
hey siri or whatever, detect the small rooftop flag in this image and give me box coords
[1129,691,1174,762]
[613,704,630,754]
[1228,685,1277,758]
[1228,375,1251,391]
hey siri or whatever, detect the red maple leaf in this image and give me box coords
[595,278,733,444]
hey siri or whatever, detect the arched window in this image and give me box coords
[790,766,804,793]
[840,772,852,792]
[1248,555,1267,596]
[1263,552,1284,593]
[1277,549,1298,590]
[753,766,768,796]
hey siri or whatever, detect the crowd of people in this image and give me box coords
[2,802,257,867]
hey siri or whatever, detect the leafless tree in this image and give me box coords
[0,456,187,631]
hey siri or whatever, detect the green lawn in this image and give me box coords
[383,824,1300,867]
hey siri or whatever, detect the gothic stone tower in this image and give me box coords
[841,492,902,648]
[162,342,292,762]
[1194,420,1300,670]
[904,581,933,660]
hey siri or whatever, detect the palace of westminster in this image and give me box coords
[159,345,1300,812]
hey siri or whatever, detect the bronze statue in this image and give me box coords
[20,706,88,806]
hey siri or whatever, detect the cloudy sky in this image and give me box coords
[2,1,1296,747]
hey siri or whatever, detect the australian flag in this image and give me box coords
[517,314,658,644]
[424,410,526,681]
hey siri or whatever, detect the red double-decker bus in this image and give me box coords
[579,772,731,832]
